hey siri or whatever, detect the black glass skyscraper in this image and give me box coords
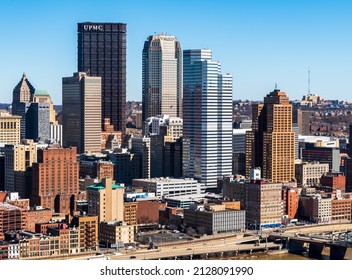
[78,22,126,133]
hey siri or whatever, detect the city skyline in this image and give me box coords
[1,0,352,104]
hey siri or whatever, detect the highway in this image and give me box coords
[109,241,280,260]
[35,223,352,260]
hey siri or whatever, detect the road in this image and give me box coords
[40,223,352,260]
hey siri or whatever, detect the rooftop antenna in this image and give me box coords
[308,68,311,94]
[275,83,278,90]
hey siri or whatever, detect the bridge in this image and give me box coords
[269,230,352,260]
[110,242,282,260]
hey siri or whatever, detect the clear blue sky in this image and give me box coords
[0,0,351,104]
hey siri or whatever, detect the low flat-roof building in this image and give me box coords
[99,221,137,246]
[132,177,205,199]
[184,204,245,235]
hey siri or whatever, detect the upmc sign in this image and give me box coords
[83,25,104,31]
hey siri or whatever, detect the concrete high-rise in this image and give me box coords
[62,72,102,154]
[0,112,21,145]
[183,49,232,191]
[87,178,124,222]
[245,89,295,183]
[142,34,182,121]
[4,140,37,197]
[78,23,126,133]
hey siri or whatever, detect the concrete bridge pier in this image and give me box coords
[330,245,347,260]
[308,243,324,259]
[288,240,305,254]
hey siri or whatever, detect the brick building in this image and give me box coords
[26,206,52,232]
[31,147,79,214]
[331,199,351,222]
[282,187,299,219]
[320,172,346,191]
[0,203,26,240]
[136,200,166,225]
[124,202,137,225]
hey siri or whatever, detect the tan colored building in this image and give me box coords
[142,35,182,121]
[62,72,102,154]
[71,215,98,252]
[4,139,37,197]
[99,221,137,246]
[222,174,283,229]
[31,147,79,214]
[87,178,124,222]
[97,161,114,180]
[19,235,61,259]
[124,202,137,225]
[246,180,283,229]
[101,118,122,150]
[331,199,351,222]
[220,201,241,210]
[295,161,329,187]
[0,112,21,145]
[246,89,295,183]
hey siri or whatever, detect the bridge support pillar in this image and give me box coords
[308,243,324,259]
[330,245,347,260]
[288,239,305,254]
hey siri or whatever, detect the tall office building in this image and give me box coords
[62,72,102,154]
[87,178,124,222]
[12,73,35,139]
[25,102,50,142]
[32,90,57,125]
[142,34,182,121]
[31,147,79,214]
[131,136,151,179]
[245,89,295,182]
[183,49,232,191]
[0,112,21,145]
[78,22,126,133]
[4,140,37,197]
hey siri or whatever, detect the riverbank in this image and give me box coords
[213,249,312,260]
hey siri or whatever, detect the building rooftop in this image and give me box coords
[0,203,22,211]
[34,89,49,96]
[87,182,123,190]
[133,177,199,183]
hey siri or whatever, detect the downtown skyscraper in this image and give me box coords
[183,49,232,191]
[142,34,182,122]
[11,73,35,139]
[62,72,102,154]
[78,22,126,133]
[245,89,295,183]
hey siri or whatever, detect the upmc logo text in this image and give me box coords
[83,25,104,31]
